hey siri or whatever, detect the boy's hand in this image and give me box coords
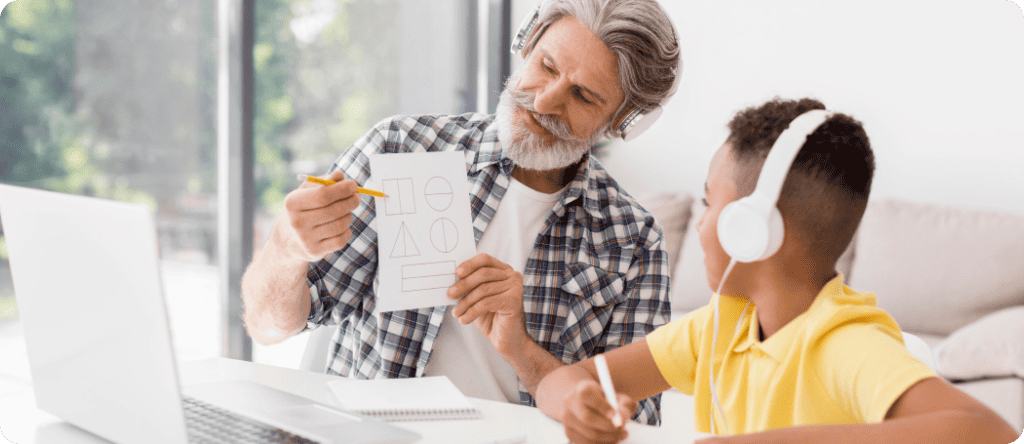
[562,379,635,444]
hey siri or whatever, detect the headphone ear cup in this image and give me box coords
[762,206,785,260]
[620,106,663,142]
[717,198,772,263]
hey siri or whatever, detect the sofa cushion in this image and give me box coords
[671,200,711,315]
[847,200,1024,336]
[633,191,693,276]
[835,231,858,282]
[906,331,946,351]
[934,305,1024,381]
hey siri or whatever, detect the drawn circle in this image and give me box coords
[430,218,459,253]
[424,177,454,212]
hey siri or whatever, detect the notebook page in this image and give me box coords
[327,376,481,421]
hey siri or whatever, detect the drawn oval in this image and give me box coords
[430,218,459,253]
[424,177,453,212]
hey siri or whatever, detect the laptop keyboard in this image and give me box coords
[183,396,320,444]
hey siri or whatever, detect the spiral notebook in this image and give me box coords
[326,376,482,422]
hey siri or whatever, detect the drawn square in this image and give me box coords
[382,178,416,216]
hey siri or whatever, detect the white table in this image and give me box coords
[0,358,707,443]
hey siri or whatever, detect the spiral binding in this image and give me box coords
[358,407,482,422]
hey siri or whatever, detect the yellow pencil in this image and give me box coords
[297,174,389,198]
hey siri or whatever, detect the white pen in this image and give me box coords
[472,433,527,444]
[594,354,623,427]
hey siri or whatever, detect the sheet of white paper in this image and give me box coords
[370,151,476,313]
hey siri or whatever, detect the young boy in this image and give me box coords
[535,98,1019,444]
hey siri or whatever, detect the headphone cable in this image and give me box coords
[708,258,750,435]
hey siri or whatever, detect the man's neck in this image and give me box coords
[511,162,581,194]
[745,257,837,341]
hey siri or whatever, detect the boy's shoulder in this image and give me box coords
[801,278,909,356]
[806,277,898,334]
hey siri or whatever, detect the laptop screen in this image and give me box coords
[0,185,190,444]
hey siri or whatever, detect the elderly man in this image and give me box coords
[241,0,680,425]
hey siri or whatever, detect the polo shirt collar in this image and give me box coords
[731,275,849,361]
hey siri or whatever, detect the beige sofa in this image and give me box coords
[638,191,1024,432]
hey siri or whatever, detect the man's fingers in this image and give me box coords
[308,179,359,209]
[310,213,353,241]
[311,199,359,229]
[287,178,359,212]
[455,293,504,323]
[455,253,512,278]
[315,231,351,257]
[453,280,508,316]
[447,266,509,300]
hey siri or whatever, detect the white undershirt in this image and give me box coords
[422,176,564,402]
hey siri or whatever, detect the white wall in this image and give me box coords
[598,0,1024,216]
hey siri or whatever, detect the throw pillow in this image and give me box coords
[934,305,1024,381]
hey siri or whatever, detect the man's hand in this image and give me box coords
[447,253,527,356]
[280,170,361,263]
[561,379,635,444]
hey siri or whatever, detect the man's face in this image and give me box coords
[496,16,625,172]
[697,142,745,293]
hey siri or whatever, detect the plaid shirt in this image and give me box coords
[306,113,671,425]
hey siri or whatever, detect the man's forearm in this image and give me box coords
[721,409,1018,444]
[241,220,314,345]
[503,338,565,396]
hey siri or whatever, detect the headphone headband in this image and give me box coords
[715,108,833,263]
[751,109,833,207]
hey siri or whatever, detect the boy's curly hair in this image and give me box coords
[726,97,875,266]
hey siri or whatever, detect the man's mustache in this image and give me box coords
[508,89,585,142]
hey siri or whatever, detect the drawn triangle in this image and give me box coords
[403,225,420,256]
[390,222,420,258]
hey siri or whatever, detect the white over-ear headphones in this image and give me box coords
[716,109,834,263]
[509,0,683,142]
[707,109,834,434]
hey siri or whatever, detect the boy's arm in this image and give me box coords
[698,377,1019,444]
[536,339,672,444]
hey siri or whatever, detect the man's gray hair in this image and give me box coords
[522,0,680,138]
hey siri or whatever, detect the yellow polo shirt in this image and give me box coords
[648,275,936,435]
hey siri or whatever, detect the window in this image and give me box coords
[250,0,476,366]
[0,0,221,380]
[0,0,491,375]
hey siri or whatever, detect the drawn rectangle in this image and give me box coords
[402,261,456,278]
[402,274,457,292]
[402,261,457,292]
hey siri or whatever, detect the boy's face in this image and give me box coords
[697,142,745,293]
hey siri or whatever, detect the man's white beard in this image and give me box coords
[495,73,605,172]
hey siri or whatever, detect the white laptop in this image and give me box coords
[0,184,420,444]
